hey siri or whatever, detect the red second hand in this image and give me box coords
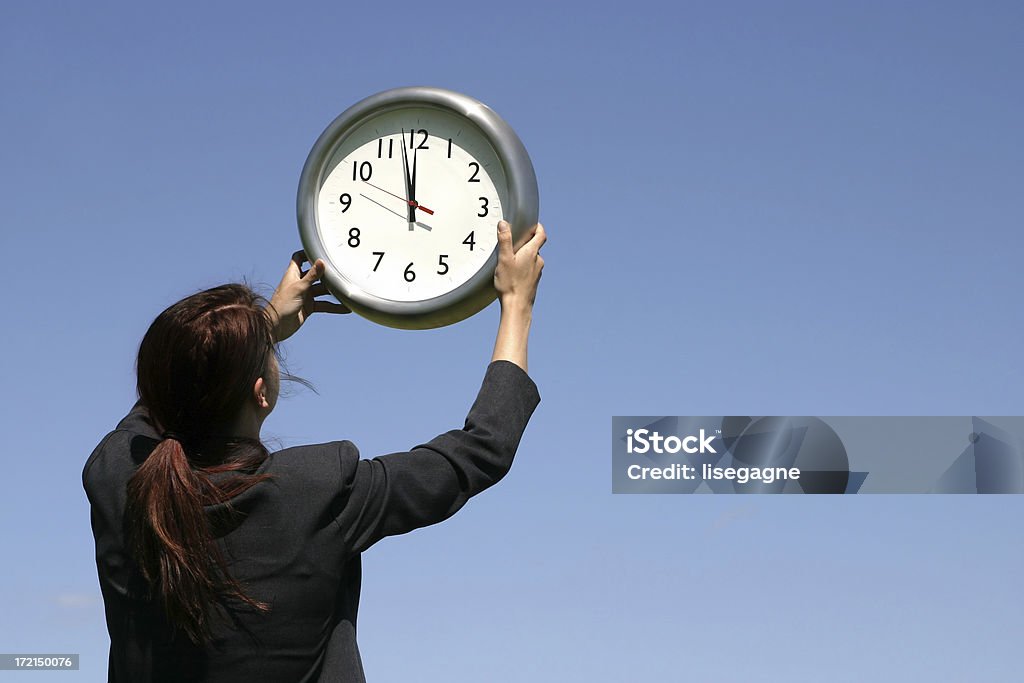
[363,180,435,216]
[410,201,434,215]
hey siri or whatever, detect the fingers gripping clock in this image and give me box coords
[297,87,540,330]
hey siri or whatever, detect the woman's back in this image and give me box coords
[85,361,540,682]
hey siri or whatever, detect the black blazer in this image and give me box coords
[83,360,541,682]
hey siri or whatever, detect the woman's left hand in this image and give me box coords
[267,251,350,342]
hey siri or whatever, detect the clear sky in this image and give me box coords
[1,1,1022,680]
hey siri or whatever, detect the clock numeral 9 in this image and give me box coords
[468,162,481,183]
[339,193,352,212]
[437,254,449,275]
[408,129,429,150]
[404,262,416,282]
[348,227,360,248]
[351,161,373,182]
[478,197,488,217]
[463,231,475,251]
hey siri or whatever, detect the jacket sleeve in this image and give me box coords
[332,360,540,556]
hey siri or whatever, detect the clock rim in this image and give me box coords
[297,86,539,330]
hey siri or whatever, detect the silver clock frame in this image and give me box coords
[297,86,539,330]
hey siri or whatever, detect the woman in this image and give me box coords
[83,220,546,682]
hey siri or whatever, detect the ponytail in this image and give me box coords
[126,435,270,645]
[131,284,279,644]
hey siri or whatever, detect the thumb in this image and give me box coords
[497,221,513,258]
[303,259,325,282]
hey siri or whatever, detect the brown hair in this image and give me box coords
[126,284,276,645]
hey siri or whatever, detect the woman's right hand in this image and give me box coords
[494,220,546,312]
[491,221,546,372]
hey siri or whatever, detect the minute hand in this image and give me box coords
[408,148,435,214]
[400,130,415,227]
[411,143,418,213]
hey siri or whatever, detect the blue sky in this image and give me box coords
[1,1,1022,680]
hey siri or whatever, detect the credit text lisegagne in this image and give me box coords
[625,428,801,484]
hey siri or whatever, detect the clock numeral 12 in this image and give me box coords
[408,129,429,150]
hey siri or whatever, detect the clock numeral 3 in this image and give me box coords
[478,197,488,217]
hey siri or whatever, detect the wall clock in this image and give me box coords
[297,86,539,329]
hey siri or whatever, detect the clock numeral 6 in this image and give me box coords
[348,227,360,248]
[372,251,385,271]
[468,162,481,183]
[404,262,416,282]
[437,254,449,275]
[339,193,352,212]
[351,161,373,182]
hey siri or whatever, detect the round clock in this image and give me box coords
[297,86,539,329]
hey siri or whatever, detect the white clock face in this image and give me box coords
[315,107,509,302]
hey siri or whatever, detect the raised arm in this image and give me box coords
[331,358,540,556]
[327,220,547,555]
